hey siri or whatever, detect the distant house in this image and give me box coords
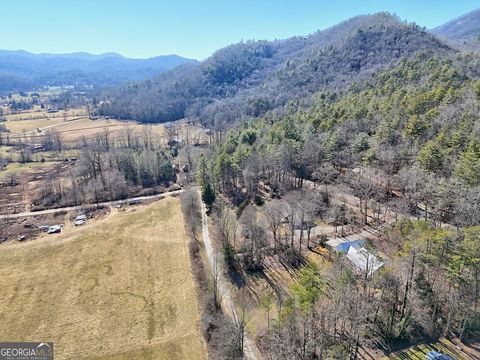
[334,239,365,253]
[346,246,384,277]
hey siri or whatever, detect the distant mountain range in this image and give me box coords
[0,50,197,93]
[2,7,480,103]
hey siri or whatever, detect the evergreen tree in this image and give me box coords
[455,139,480,186]
[202,181,216,209]
[417,140,444,173]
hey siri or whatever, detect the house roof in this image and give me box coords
[426,351,453,360]
[346,246,384,277]
[335,239,365,253]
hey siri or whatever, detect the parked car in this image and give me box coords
[74,214,87,222]
[73,214,87,226]
[47,225,62,234]
[74,219,86,226]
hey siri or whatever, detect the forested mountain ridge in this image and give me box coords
[208,50,480,208]
[97,13,452,124]
[0,51,197,93]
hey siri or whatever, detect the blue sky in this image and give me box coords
[1,0,478,60]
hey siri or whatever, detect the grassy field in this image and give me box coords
[4,107,88,133]
[0,161,49,180]
[0,197,206,360]
[45,118,165,142]
[3,107,209,145]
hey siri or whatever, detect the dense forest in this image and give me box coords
[97,13,451,125]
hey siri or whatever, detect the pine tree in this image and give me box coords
[455,139,480,186]
[202,181,216,209]
[417,140,444,173]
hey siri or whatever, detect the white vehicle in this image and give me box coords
[47,225,62,234]
[73,214,87,226]
[74,214,87,222]
[74,219,86,226]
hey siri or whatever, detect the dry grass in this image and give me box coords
[4,107,209,146]
[0,197,207,360]
[48,118,165,142]
[4,108,88,133]
[0,161,49,181]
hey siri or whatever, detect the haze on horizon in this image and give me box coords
[1,0,478,60]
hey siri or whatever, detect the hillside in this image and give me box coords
[97,13,452,125]
[431,8,480,41]
[0,50,197,93]
[195,48,480,357]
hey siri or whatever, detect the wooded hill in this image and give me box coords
[194,49,480,359]
[97,13,451,124]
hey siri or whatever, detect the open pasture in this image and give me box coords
[0,197,206,360]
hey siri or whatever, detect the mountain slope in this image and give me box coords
[98,13,452,125]
[431,8,480,41]
[0,51,197,93]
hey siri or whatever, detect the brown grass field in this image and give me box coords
[3,108,209,145]
[3,107,89,133]
[44,118,165,142]
[0,197,207,360]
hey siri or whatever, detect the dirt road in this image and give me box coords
[200,198,259,360]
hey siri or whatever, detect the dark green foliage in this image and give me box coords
[455,139,480,186]
[253,194,264,206]
[222,242,236,272]
[9,100,32,111]
[202,181,216,208]
[236,199,249,217]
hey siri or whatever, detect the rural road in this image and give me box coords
[200,198,259,360]
[5,189,183,218]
